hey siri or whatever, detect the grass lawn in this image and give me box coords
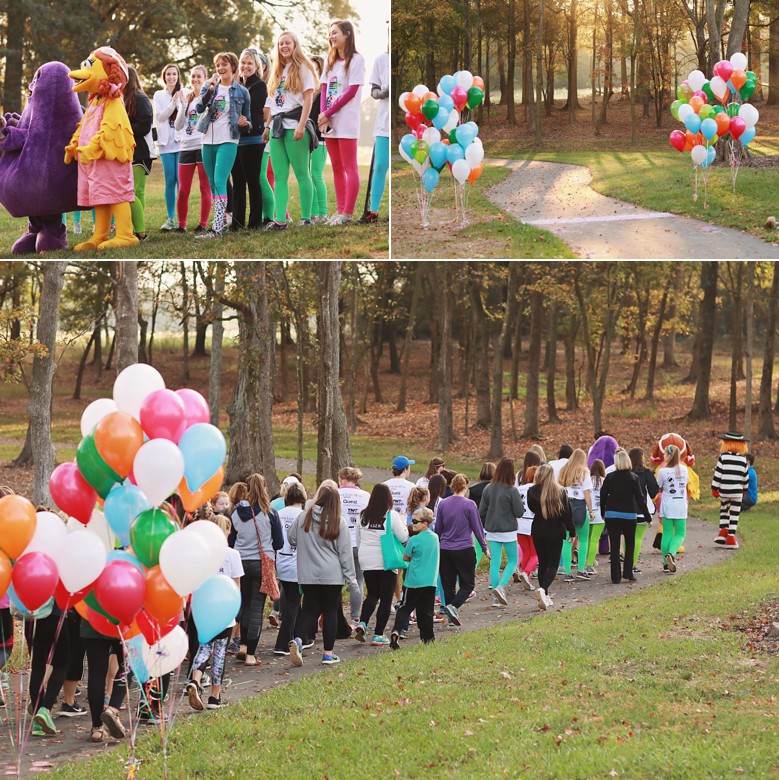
[50,502,779,779]
[0,164,388,259]
[486,149,779,244]
[391,163,575,259]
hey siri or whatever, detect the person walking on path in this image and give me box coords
[338,466,371,625]
[558,449,594,583]
[584,459,606,575]
[514,465,538,590]
[711,431,750,548]
[657,445,689,574]
[629,447,658,573]
[385,456,416,516]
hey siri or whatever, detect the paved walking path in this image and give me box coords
[484,158,779,259]
[2,516,730,776]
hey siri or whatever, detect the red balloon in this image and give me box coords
[94,560,146,626]
[54,580,90,610]
[405,111,421,130]
[451,86,468,112]
[12,552,59,611]
[414,127,425,139]
[714,60,733,83]
[85,605,119,637]
[175,389,210,429]
[50,462,97,524]
[729,116,746,139]
[669,130,686,152]
[135,608,162,644]
[140,389,187,443]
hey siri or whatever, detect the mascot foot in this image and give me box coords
[36,229,68,253]
[74,239,102,251]
[714,528,728,546]
[724,534,739,549]
[97,235,140,249]
[12,231,39,254]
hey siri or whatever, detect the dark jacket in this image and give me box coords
[308,91,325,141]
[129,91,153,163]
[239,73,267,145]
[468,480,489,513]
[632,466,659,519]
[526,484,575,540]
[600,470,652,522]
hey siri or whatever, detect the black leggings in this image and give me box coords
[393,586,436,643]
[293,584,342,653]
[240,559,267,655]
[439,547,476,609]
[83,637,126,728]
[605,517,637,583]
[359,570,398,636]
[276,580,301,652]
[65,611,85,682]
[531,527,565,595]
[25,613,69,712]
[231,144,264,229]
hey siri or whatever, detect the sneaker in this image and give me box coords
[201,672,212,688]
[160,217,176,231]
[186,681,204,711]
[443,604,461,626]
[194,229,222,239]
[564,574,575,583]
[714,528,728,545]
[433,613,444,624]
[531,570,538,579]
[327,213,353,226]
[494,586,508,606]
[101,707,126,738]
[134,232,149,242]
[297,219,313,227]
[264,220,287,231]
[725,534,739,549]
[174,226,186,233]
[466,590,476,601]
[226,638,241,654]
[633,567,642,574]
[371,635,391,646]
[557,566,565,576]
[207,696,227,709]
[354,622,367,643]
[434,595,441,606]
[267,611,280,628]
[273,649,290,656]
[544,593,554,608]
[665,553,676,572]
[366,210,379,223]
[576,571,590,580]
[59,701,87,717]
[585,566,596,576]
[32,722,46,737]
[301,639,315,650]
[512,570,521,583]
[289,638,303,667]
[662,565,671,574]
[409,612,417,624]
[491,597,504,608]
[390,631,400,650]
[72,223,82,235]
[519,571,534,591]
[194,225,207,234]
[536,588,547,611]
[34,707,56,735]
[399,630,408,640]
[224,213,233,228]
[322,653,340,665]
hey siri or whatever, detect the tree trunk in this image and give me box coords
[507,0,517,124]
[73,329,97,401]
[104,331,116,372]
[112,262,139,373]
[768,14,779,106]
[90,318,103,368]
[181,261,190,382]
[488,267,517,459]
[595,0,614,134]
[2,0,25,113]
[726,0,749,57]
[568,0,578,123]
[591,0,598,122]
[728,264,744,429]
[523,0,536,127]
[523,289,543,438]
[688,262,718,420]
[644,284,670,400]
[316,262,352,484]
[744,262,754,441]
[534,0,545,144]
[397,265,423,412]
[510,304,523,400]
[470,279,491,428]
[209,264,225,428]
[565,316,579,410]
[546,306,559,421]
[758,263,779,439]
[437,268,455,451]
[148,271,163,366]
[662,264,683,367]
[138,313,149,364]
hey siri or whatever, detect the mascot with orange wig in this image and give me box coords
[711,431,750,549]
[65,46,138,250]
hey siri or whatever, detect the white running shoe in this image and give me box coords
[535,588,547,611]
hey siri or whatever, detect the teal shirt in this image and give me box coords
[270,497,285,512]
[403,529,440,588]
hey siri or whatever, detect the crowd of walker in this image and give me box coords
[67,21,389,241]
[0,430,757,743]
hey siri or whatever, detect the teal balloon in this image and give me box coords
[107,549,145,575]
[455,124,476,146]
[400,134,415,157]
[191,574,241,643]
[76,433,121,499]
[700,118,717,140]
[683,114,701,134]
[438,94,454,113]
[422,168,440,192]
[438,75,455,95]
[178,423,226,492]
[104,483,153,547]
[741,126,756,146]
[429,141,447,170]
[432,106,448,130]
[446,143,465,164]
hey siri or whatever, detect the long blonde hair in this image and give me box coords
[534,464,566,520]
[266,31,318,97]
[558,449,588,487]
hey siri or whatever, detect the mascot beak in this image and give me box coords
[69,55,106,93]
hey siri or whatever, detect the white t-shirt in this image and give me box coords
[218,548,244,628]
[548,458,568,478]
[415,476,430,488]
[590,479,604,524]
[563,474,593,502]
[202,84,235,145]
[321,53,365,139]
[153,89,181,151]
[356,509,409,572]
[384,477,415,516]
[175,93,204,152]
[516,483,534,535]
[338,485,371,548]
[275,505,303,582]
[266,63,316,131]
[369,53,389,138]
[657,465,689,519]
[485,530,517,543]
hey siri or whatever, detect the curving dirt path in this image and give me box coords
[2,516,730,776]
[485,158,779,259]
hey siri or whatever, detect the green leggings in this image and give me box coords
[585,522,604,568]
[269,130,313,222]
[562,516,590,574]
[633,523,649,567]
[660,517,686,558]
[488,540,518,590]
[261,152,275,221]
[130,165,148,232]
[310,144,328,217]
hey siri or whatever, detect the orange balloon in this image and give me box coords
[472,76,485,90]
[422,91,437,103]
[441,139,451,146]
[121,618,141,640]
[0,494,37,559]
[94,411,143,478]
[468,164,484,184]
[689,95,704,114]
[144,566,184,624]
[0,551,11,599]
[73,599,88,620]
[731,69,746,90]
[404,93,422,115]
[714,112,730,135]
[178,466,224,513]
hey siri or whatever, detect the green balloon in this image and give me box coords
[466,86,484,109]
[740,83,755,100]
[84,590,120,624]
[411,139,429,163]
[701,82,714,103]
[448,129,458,144]
[677,83,693,101]
[76,434,120,499]
[699,105,715,120]
[670,99,683,121]
[712,105,724,115]
[727,102,740,117]
[130,509,177,568]
[421,99,439,121]
[746,71,756,82]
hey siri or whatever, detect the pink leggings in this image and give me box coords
[325,138,359,215]
[518,534,538,576]
[177,162,212,229]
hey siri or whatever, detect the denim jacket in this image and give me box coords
[195,80,251,139]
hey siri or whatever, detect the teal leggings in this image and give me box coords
[130,165,148,232]
[488,540,518,590]
[160,152,178,219]
[269,130,313,222]
[311,144,328,217]
[660,517,686,557]
[202,143,238,198]
[261,152,275,221]
[369,136,389,213]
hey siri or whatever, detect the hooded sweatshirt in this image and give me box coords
[230,501,284,561]
[287,506,358,589]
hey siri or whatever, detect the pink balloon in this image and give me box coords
[50,462,97,524]
[729,116,746,139]
[714,60,733,83]
[94,560,146,626]
[12,552,59,611]
[692,90,708,103]
[451,86,468,112]
[175,389,210,428]
[414,126,425,139]
[140,389,187,442]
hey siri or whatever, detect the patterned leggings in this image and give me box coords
[719,497,742,533]
[191,637,229,686]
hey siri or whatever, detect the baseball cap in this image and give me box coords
[392,456,415,471]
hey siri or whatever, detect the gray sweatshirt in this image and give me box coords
[478,483,525,533]
[287,506,358,590]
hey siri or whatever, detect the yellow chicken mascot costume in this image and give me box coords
[65,46,138,250]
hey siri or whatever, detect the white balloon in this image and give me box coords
[184,521,228,572]
[443,109,459,133]
[113,364,165,422]
[687,70,706,92]
[80,398,118,437]
[159,530,217,596]
[465,143,485,167]
[677,103,694,122]
[455,70,474,90]
[730,52,748,71]
[86,508,116,552]
[422,127,441,145]
[24,511,67,559]
[412,84,428,98]
[710,75,728,101]
[54,529,107,593]
[133,439,185,507]
[142,625,188,678]
[398,91,410,112]
[738,103,759,128]
[691,145,707,165]
[452,158,471,184]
